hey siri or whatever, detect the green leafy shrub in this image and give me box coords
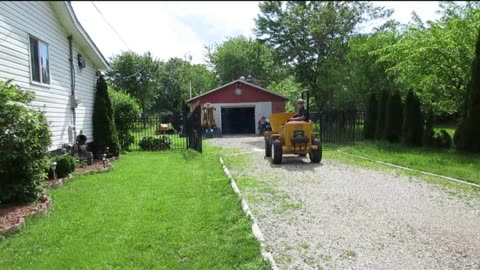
[48,155,76,179]
[363,93,377,140]
[455,30,480,153]
[0,80,51,205]
[402,90,424,146]
[108,88,141,151]
[139,136,172,151]
[93,74,120,158]
[434,130,452,149]
[423,109,435,146]
[375,90,389,140]
[384,90,403,143]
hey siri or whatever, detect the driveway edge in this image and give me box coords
[219,157,279,270]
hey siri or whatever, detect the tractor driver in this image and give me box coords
[288,98,309,122]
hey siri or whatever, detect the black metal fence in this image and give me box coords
[186,104,202,153]
[127,114,187,151]
[310,110,365,144]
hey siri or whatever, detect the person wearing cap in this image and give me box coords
[288,98,309,122]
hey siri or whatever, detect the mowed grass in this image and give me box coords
[0,149,268,270]
[335,141,480,185]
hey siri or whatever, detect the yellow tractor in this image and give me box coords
[264,91,322,164]
[201,103,222,138]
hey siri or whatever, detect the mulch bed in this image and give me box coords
[0,194,52,236]
[0,157,115,237]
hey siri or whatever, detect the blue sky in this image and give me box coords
[71,1,442,65]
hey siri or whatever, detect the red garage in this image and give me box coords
[186,79,288,135]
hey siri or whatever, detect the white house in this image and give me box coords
[0,1,109,151]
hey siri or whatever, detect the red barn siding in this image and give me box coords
[187,81,286,113]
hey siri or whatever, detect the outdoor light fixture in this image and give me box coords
[50,161,57,180]
[102,154,107,168]
[77,53,86,69]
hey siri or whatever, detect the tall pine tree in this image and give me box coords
[93,74,120,157]
[454,30,480,153]
[364,93,378,140]
[402,90,423,146]
[384,90,403,143]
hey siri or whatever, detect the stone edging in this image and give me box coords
[337,150,480,188]
[0,195,53,236]
[219,157,279,270]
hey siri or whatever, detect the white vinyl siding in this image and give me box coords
[0,1,99,150]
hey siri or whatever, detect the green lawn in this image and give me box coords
[0,148,268,270]
[335,141,480,185]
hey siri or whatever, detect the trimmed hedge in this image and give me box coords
[0,80,51,205]
[139,136,172,151]
[48,155,76,179]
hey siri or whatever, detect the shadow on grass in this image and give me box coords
[266,155,324,172]
[182,149,202,161]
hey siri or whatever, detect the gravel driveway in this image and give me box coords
[211,136,480,270]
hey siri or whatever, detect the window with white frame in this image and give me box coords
[29,36,50,84]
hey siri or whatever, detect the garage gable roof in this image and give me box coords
[186,79,288,103]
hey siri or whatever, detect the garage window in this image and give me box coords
[29,36,50,84]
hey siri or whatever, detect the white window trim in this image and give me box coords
[28,34,51,87]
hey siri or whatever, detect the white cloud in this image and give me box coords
[72,1,441,65]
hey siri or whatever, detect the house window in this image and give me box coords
[29,36,50,84]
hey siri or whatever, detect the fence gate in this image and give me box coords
[186,104,202,153]
[310,110,365,144]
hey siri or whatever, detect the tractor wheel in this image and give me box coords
[309,139,322,163]
[272,139,282,164]
[265,139,272,157]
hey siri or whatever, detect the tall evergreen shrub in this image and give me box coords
[384,90,403,143]
[454,30,480,152]
[402,90,424,146]
[92,74,120,157]
[364,93,377,140]
[423,109,435,147]
[375,90,389,140]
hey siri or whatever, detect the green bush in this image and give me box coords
[375,90,389,140]
[434,130,452,149]
[93,74,120,158]
[423,109,435,146]
[402,90,424,146]
[108,88,141,151]
[363,93,377,140]
[384,90,403,143]
[455,30,480,153]
[139,136,172,151]
[48,155,76,179]
[0,80,51,205]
